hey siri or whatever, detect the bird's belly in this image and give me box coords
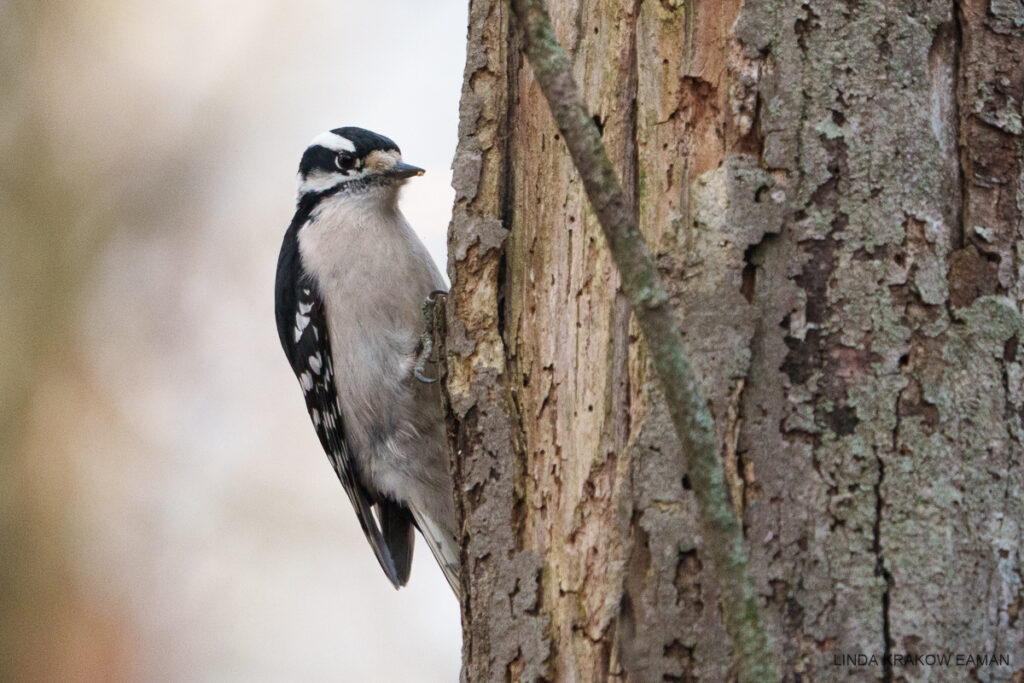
[297,203,446,502]
[321,281,443,502]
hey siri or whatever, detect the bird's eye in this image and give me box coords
[334,153,356,172]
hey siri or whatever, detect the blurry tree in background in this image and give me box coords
[2,3,126,679]
[446,0,1024,679]
[2,2,219,677]
[2,1,464,681]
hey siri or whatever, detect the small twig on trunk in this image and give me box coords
[507,0,778,679]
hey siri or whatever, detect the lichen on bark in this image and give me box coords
[447,0,1024,680]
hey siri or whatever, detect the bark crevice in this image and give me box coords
[872,452,894,682]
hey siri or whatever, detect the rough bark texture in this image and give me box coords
[447,0,1024,680]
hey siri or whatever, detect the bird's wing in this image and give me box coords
[275,232,411,588]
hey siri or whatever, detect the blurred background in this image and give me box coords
[1,1,465,680]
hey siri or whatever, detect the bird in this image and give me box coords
[274,126,460,597]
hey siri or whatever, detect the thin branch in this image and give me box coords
[506,0,778,679]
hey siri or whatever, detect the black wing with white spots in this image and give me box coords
[274,212,413,588]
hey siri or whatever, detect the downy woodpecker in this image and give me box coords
[274,127,459,596]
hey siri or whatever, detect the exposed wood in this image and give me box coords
[506,0,776,679]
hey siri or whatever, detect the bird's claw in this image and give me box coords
[414,291,448,384]
[415,369,438,384]
[413,332,437,383]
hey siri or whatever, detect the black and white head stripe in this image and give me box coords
[329,126,400,155]
[309,130,356,154]
[298,126,401,178]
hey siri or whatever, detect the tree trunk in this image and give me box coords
[445,0,1024,680]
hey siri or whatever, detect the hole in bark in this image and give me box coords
[681,474,692,490]
[618,593,636,646]
[673,550,703,611]
[782,328,820,385]
[741,262,757,303]
[831,109,846,125]
[827,405,860,436]
[876,29,892,58]
[894,252,906,268]
[787,597,805,627]
[1005,335,1019,362]
[795,238,837,325]
[592,114,605,136]
[898,353,909,367]
[795,18,809,50]
[741,235,776,304]
[628,511,652,581]
[794,5,819,51]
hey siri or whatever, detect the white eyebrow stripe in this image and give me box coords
[309,131,355,153]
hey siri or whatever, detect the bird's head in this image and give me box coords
[296,126,424,201]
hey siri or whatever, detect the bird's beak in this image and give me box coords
[390,162,425,179]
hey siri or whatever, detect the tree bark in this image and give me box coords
[446,0,1024,680]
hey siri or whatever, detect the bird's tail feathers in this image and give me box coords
[410,507,461,600]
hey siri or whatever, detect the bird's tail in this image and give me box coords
[410,506,461,599]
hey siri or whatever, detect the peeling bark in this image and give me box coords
[448,0,1024,680]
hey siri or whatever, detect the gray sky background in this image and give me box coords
[33,1,467,680]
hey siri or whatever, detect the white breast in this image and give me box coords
[296,189,445,467]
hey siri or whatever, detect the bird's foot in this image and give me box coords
[413,290,448,384]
